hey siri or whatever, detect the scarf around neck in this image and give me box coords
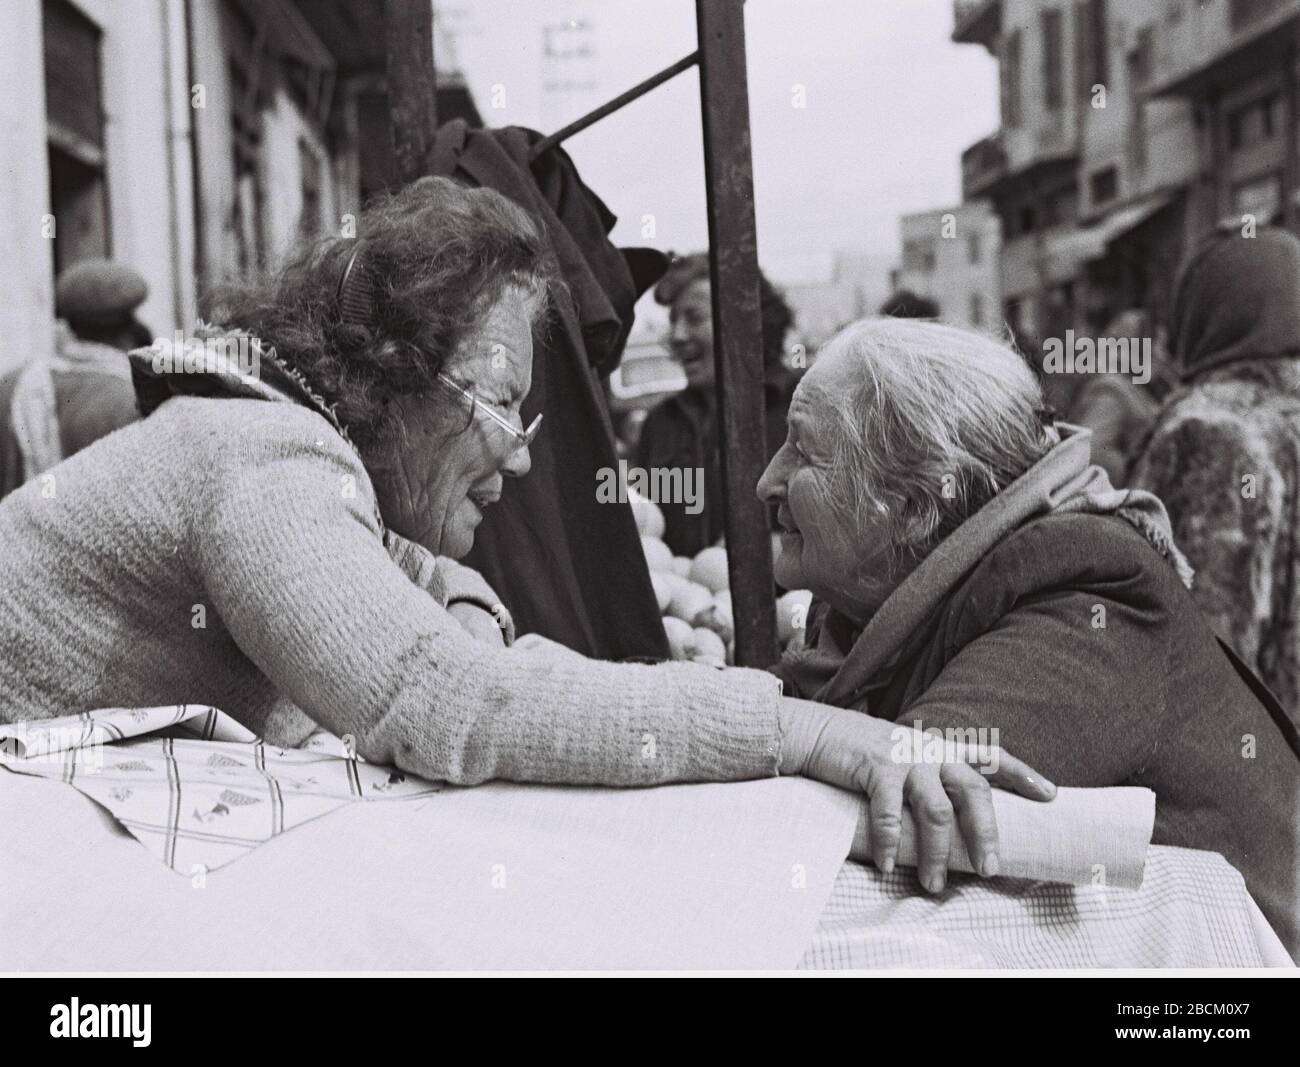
[779,424,1194,710]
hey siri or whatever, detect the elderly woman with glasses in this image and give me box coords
[763,316,1300,956]
[0,179,1058,889]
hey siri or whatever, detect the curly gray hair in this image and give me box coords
[822,317,1057,576]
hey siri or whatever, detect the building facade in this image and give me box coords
[952,0,1222,348]
[1148,0,1300,233]
[894,201,1002,329]
[1,0,476,376]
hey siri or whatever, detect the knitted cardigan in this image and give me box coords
[0,395,783,786]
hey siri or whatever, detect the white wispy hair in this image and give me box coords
[820,316,1056,574]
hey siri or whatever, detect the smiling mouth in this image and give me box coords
[674,348,710,371]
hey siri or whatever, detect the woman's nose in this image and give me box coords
[756,451,786,504]
[502,443,531,479]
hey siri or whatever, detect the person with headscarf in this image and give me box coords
[634,253,797,556]
[1131,226,1300,724]
[0,259,149,498]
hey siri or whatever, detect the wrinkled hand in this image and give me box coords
[778,697,1055,892]
[446,601,507,648]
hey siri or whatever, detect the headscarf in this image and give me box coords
[1171,226,1300,382]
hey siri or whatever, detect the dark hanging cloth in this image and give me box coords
[424,120,669,660]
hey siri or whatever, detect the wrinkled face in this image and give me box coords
[667,278,715,388]
[369,286,538,559]
[756,342,899,622]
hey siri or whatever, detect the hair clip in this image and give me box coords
[337,243,376,335]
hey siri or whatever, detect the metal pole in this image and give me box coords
[529,51,700,160]
[385,0,437,185]
[695,0,778,667]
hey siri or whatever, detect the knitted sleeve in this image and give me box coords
[383,530,517,644]
[192,404,782,786]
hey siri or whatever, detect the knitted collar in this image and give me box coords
[128,323,357,451]
[128,324,383,532]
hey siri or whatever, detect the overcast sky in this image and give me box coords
[446,0,999,284]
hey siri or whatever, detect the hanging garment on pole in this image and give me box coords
[425,120,669,661]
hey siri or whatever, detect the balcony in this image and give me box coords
[1149,0,1300,98]
[952,0,1001,51]
[961,132,1007,199]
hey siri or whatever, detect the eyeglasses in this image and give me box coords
[434,372,542,453]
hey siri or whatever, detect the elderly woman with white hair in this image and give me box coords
[763,317,1300,959]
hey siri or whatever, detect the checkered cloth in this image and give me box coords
[0,706,439,874]
[802,848,1280,968]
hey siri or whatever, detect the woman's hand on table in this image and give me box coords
[446,601,507,648]
[777,697,1056,892]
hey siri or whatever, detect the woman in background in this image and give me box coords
[635,253,798,556]
[1132,226,1300,724]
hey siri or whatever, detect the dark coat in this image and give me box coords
[425,120,668,661]
[811,511,1300,959]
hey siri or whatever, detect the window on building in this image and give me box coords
[1130,25,1154,87]
[1041,9,1064,111]
[228,57,267,274]
[1091,0,1109,87]
[1229,93,1282,151]
[902,239,937,274]
[1002,29,1023,127]
[223,1,271,276]
[1042,182,1078,227]
[298,138,323,239]
[1263,93,1281,138]
[968,232,983,265]
[1090,166,1118,206]
[1074,0,1108,98]
[43,0,109,277]
[1232,172,1282,221]
[1126,29,1153,174]
[1230,0,1289,33]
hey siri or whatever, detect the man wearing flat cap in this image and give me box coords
[1,259,149,497]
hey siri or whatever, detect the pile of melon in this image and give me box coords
[631,492,813,666]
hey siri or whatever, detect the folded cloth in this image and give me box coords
[880,785,1155,890]
[0,706,440,874]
